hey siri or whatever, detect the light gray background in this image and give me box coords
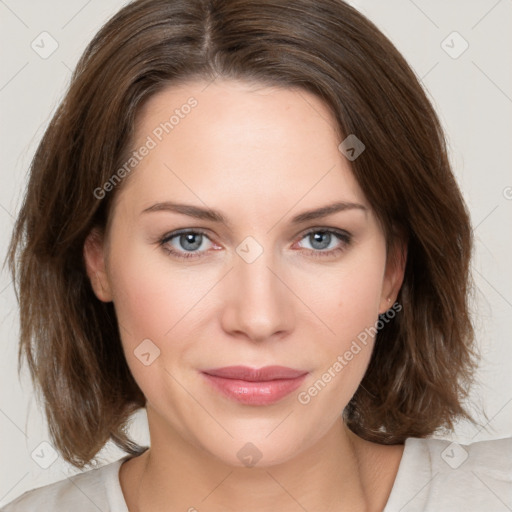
[1,0,511,505]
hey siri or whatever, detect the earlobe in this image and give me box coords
[83,227,113,302]
[379,241,407,314]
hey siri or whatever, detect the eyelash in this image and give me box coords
[159,227,352,260]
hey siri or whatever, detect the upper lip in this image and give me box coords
[202,365,308,381]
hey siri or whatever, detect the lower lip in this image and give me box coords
[201,373,308,405]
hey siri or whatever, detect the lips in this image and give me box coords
[201,365,309,405]
[202,365,307,381]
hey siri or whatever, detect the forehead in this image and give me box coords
[112,79,369,222]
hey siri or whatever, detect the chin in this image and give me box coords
[194,425,312,470]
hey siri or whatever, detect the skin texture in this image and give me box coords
[84,79,406,512]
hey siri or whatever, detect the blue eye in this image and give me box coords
[160,230,213,259]
[295,228,352,258]
[159,228,351,260]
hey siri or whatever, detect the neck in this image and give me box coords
[126,408,396,512]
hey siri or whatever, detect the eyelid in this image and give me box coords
[298,226,351,240]
[160,227,212,243]
[158,226,352,259]
[160,226,351,244]
[160,228,218,254]
[292,227,352,256]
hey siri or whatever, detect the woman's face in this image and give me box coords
[85,79,403,467]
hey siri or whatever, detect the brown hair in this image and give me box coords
[7,0,480,469]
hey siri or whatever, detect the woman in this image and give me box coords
[4,0,511,510]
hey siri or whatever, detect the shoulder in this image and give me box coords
[0,457,129,512]
[418,435,512,476]
[385,436,512,512]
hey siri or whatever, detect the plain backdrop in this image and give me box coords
[1,0,511,505]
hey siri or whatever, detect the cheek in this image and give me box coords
[111,263,172,343]
[107,229,198,333]
[106,247,200,402]
[337,267,384,337]
[298,247,386,405]
[106,240,178,357]
[106,242,217,365]
[311,250,386,345]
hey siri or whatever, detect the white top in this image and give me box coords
[2,436,511,511]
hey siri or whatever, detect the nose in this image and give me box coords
[220,245,295,343]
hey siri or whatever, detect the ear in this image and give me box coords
[379,239,407,314]
[83,227,113,302]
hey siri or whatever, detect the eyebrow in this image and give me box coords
[141,200,367,225]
